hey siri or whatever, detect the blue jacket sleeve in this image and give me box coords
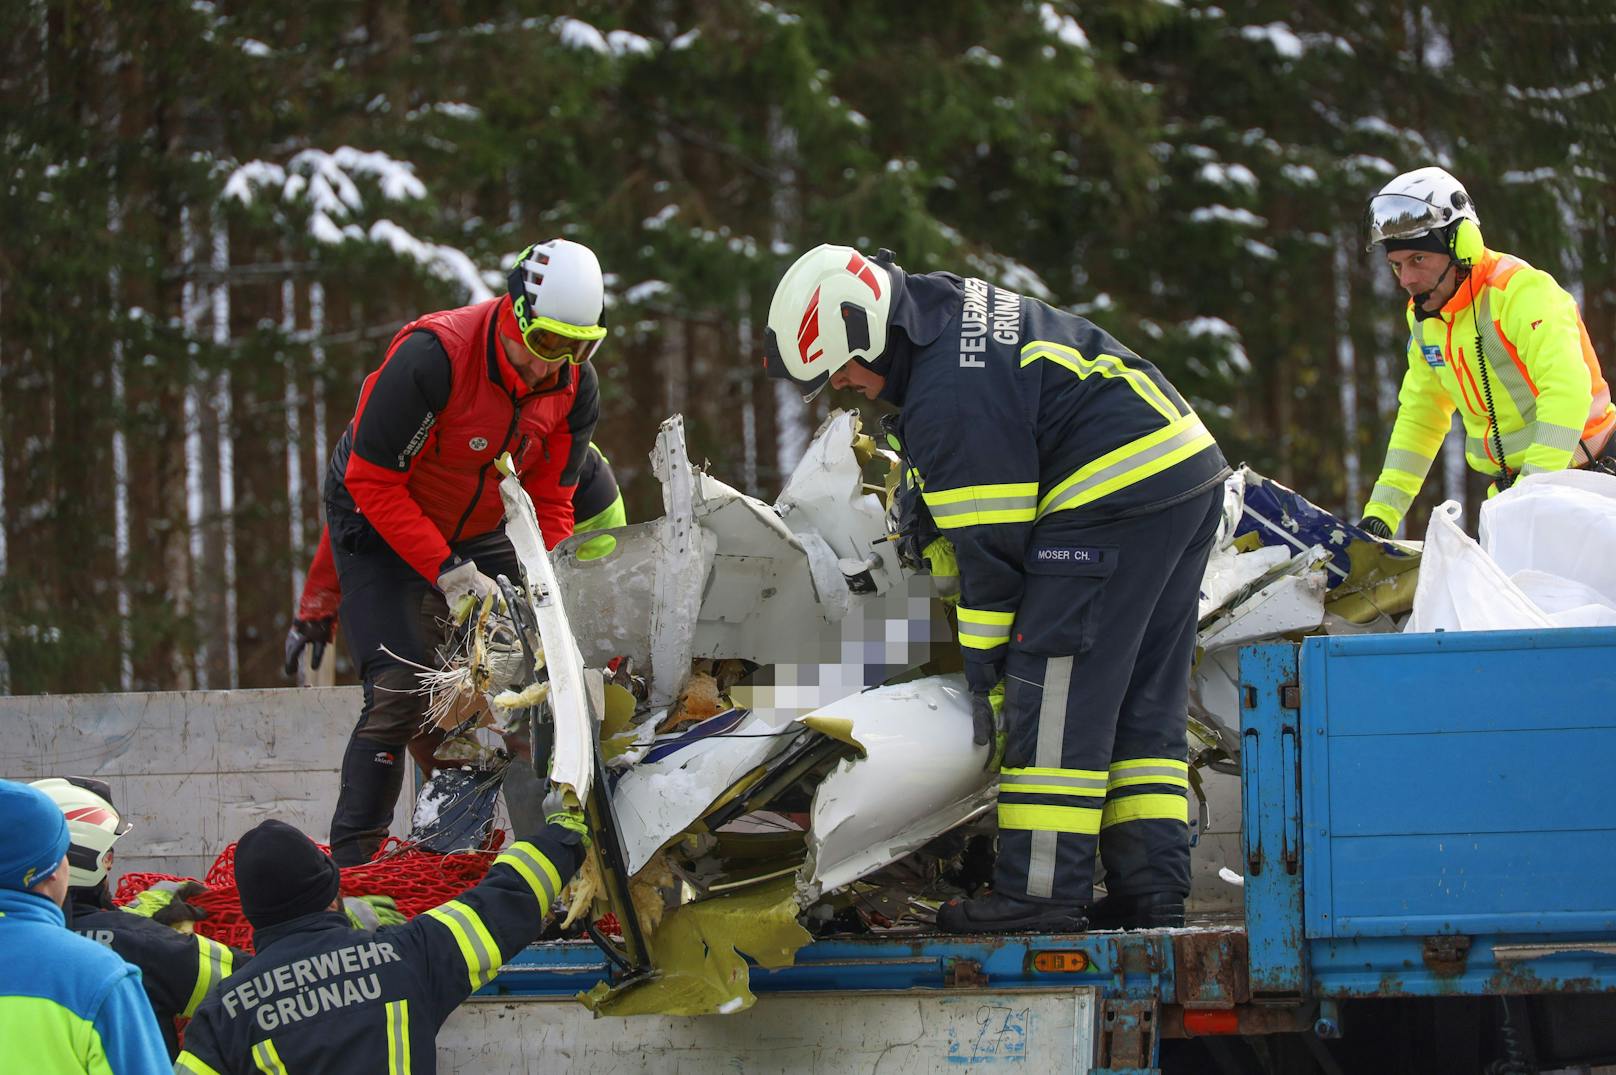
[92,967,172,1075]
[397,823,585,1022]
[902,356,1039,693]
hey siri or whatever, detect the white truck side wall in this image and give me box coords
[439,990,1097,1073]
[0,686,413,881]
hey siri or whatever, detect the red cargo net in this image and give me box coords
[114,833,505,952]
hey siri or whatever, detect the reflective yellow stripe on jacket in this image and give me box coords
[385,999,412,1074]
[422,900,504,991]
[252,1038,290,1075]
[182,935,236,1019]
[176,1052,225,1075]
[1021,342,1215,519]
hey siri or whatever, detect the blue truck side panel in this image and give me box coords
[1245,627,1616,998]
[496,628,1616,1014]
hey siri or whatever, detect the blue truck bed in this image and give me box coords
[486,628,1616,1067]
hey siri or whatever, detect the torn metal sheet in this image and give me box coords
[577,876,811,1017]
[497,462,597,803]
[551,418,715,705]
[613,707,801,875]
[553,411,905,680]
[1232,465,1419,594]
[801,674,996,896]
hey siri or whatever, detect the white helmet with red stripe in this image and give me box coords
[32,777,130,888]
[764,245,894,401]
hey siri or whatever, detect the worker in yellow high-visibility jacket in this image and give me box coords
[1360,166,1615,538]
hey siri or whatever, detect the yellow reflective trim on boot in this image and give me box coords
[1100,794,1189,828]
[998,802,1103,835]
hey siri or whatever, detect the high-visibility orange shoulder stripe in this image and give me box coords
[1493,320,1538,395]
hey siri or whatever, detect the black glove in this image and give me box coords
[1358,517,1393,540]
[283,618,335,677]
[122,880,210,929]
[970,691,998,747]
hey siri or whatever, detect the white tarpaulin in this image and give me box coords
[1407,471,1616,632]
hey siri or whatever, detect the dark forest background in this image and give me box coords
[4,0,1613,692]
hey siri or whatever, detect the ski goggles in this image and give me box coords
[521,317,607,365]
[1365,193,1459,251]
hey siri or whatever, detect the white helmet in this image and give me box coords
[505,239,608,365]
[1366,166,1481,252]
[764,245,894,401]
[32,777,130,888]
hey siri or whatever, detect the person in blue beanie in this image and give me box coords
[0,779,169,1074]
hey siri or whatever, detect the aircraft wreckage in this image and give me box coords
[410,410,1421,1016]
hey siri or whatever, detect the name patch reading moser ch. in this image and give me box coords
[1027,545,1116,572]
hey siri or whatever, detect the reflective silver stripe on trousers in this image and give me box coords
[499,844,560,905]
[1027,656,1073,900]
[1000,771,1108,794]
[435,902,497,978]
[1476,289,1538,423]
[1110,764,1187,783]
[1041,418,1209,517]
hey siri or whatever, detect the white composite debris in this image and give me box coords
[803,675,995,895]
[613,708,800,875]
[498,467,596,802]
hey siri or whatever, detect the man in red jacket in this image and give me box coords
[313,239,605,866]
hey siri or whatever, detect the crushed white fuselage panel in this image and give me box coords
[801,674,995,896]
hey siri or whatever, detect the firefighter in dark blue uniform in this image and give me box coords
[765,246,1229,932]
[175,815,584,1074]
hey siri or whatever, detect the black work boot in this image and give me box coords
[1089,891,1185,930]
[329,736,406,867]
[935,891,1089,934]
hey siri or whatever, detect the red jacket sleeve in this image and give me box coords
[344,332,455,582]
[297,527,342,620]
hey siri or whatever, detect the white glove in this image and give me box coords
[438,559,499,622]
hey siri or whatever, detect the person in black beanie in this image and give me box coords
[176,811,587,1074]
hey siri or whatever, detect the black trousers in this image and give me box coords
[994,485,1222,905]
[328,530,520,865]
